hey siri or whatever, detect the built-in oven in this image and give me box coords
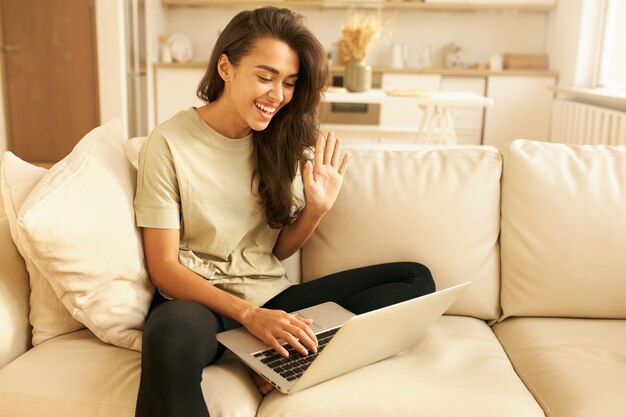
[318,74,380,126]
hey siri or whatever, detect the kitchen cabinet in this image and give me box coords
[440,76,486,145]
[320,73,489,146]
[160,0,556,12]
[482,75,556,149]
[153,64,557,149]
[154,65,206,125]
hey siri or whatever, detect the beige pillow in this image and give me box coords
[1,153,85,345]
[16,119,154,351]
[501,139,626,319]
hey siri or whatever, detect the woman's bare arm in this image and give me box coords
[273,132,348,260]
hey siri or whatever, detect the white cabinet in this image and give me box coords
[440,76,486,145]
[483,75,556,149]
[154,66,206,126]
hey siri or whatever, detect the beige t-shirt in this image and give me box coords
[134,108,295,306]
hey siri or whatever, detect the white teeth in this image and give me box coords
[255,101,276,114]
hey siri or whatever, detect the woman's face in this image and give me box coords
[221,37,300,134]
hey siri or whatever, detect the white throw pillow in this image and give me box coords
[15,119,154,351]
[1,153,85,345]
[125,136,146,170]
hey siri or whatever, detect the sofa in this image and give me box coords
[1,120,625,417]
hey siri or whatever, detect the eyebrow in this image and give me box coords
[255,65,298,78]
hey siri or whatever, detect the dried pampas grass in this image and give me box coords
[339,10,393,62]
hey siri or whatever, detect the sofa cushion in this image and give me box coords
[0,152,85,346]
[258,316,543,417]
[501,140,626,319]
[493,317,626,417]
[0,329,261,417]
[302,146,502,320]
[0,217,30,367]
[14,119,153,351]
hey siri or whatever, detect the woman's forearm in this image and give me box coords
[272,205,325,260]
[150,257,257,324]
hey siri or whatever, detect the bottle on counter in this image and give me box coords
[489,55,503,71]
[390,43,408,69]
[444,43,463,69]
[417,43,432,68]
[159,35,172,64]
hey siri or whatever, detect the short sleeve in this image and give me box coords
[133,133,181,229]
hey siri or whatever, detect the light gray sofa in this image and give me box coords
[1,138,625,417]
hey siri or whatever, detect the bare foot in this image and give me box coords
[251,371,274,396]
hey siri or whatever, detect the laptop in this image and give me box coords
[217,281,471,395]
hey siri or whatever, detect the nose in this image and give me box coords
[268,82,283,103]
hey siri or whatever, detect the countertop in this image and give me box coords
[153,62,559,77]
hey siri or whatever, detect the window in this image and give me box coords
[596,0,626,88]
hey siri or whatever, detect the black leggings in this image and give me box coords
[135,262,435,417]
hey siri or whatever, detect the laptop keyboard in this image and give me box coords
[252,327,340,382]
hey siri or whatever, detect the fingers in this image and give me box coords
[302,160,313,190]
[314,133,324,170]
[269,338,290,358]
[338,152,349,175]
[314,131,347,172]
[323,131,336,166]
[277,329,311,357]
[330,137,342,168]
[280,317,317,356]
[294,316,318,352]
[255,310,318,358]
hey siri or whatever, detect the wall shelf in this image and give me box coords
[160,1,556,13]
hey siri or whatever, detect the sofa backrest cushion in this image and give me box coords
[501,139,626,319]
[302,146,503,320]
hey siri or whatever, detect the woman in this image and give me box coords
[134,7,435,417]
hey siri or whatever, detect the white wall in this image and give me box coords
[164,7,550,69]
[546,0,603,87]
[95,0,127,132]
[146,0,168,130]
[0,1,594,155]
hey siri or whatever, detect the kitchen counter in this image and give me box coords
[152,62,558,78]
[331,65,558,77]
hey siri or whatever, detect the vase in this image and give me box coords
[344,58,372,92]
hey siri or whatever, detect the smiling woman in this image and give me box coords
[196,8,331,228]
[199,39,300,137]
[133,7,435,417]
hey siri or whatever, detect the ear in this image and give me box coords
[217,53,232,82]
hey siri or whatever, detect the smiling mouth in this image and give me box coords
[255,101,278,116]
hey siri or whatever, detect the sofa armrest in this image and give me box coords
[0,216,31,368]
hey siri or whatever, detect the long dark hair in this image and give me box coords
[197,7,329,228]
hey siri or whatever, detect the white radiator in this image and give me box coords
[550,99,626,145]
